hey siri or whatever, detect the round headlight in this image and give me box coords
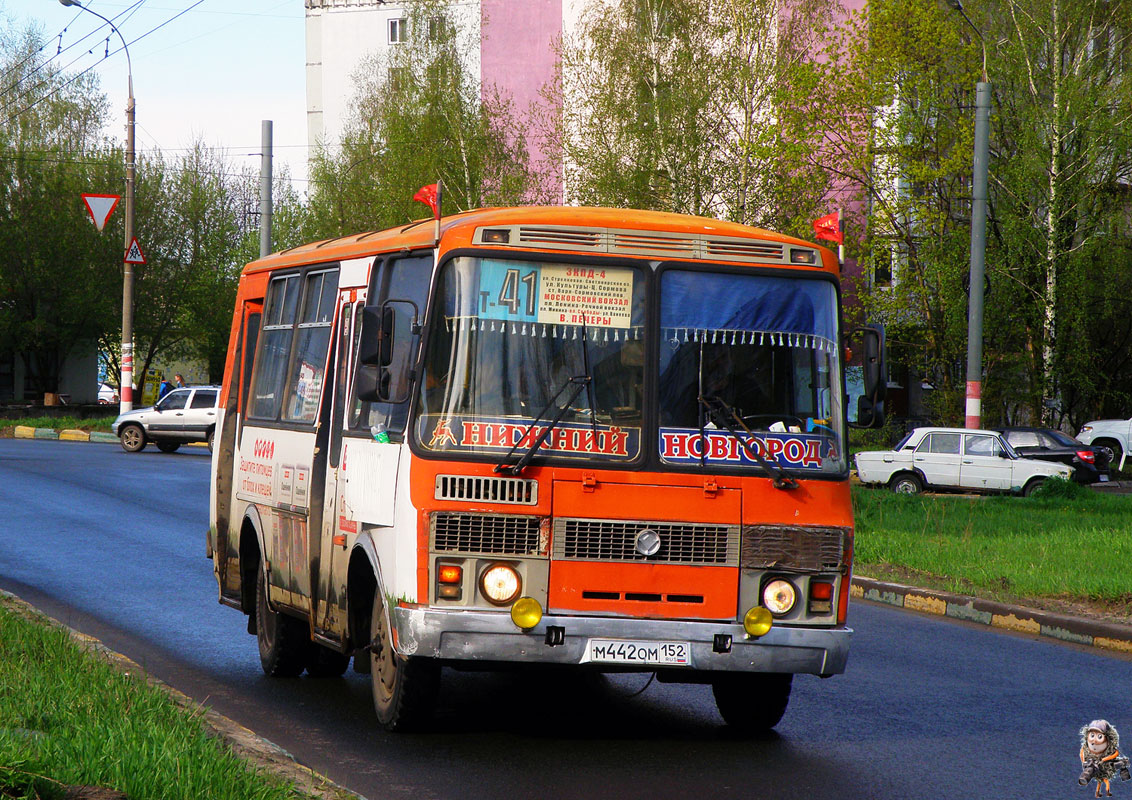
[762,579,797,615]
[480,563,521,605]
[510,596,543,630]
[743,606,773,637]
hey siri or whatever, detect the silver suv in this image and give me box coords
[112,386,220,453]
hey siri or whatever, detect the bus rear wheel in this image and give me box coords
[255,569,309,677]
[370,588,439,731]
[711,672,793,734]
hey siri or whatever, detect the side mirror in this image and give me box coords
[357,305,395,368]
[355,300,419,404]
[848,323,887,429]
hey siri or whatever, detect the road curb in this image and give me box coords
[6,427,205,448]
[0,588,363,800]
[852,576,1132,653]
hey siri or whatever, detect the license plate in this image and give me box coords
[585,639,690,666]
[1099,475,1110,482]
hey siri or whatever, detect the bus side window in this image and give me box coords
[249,274,301,420]
[282,269,340,423]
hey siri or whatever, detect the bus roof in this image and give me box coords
[242,206,837,275]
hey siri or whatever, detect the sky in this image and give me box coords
[4,0,310,185]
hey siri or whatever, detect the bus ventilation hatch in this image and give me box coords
[434,474,538,505]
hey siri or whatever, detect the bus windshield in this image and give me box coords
[415,256,646,463]
[414,257,845,475]
[657,270,846,475]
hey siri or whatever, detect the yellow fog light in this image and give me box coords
[510,596,543,630]
[743,606,773,637]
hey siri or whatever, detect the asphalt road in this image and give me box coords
[0,438,1128,800]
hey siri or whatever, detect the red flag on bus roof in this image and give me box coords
[414,183,439,218]
[812,211,843,244]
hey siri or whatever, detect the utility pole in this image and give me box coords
[259,120,273,258]
[947,0,991,429]
[60,0,137,411]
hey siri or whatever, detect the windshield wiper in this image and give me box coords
[699,394,800,490]
[494,374,592,476]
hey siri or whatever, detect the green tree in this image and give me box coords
[810,0,977,422]
[980,0,1132,426]
[546,0,840,235]
[814,0,1132,427]
[306,0,542,239]
[0,21,120,396]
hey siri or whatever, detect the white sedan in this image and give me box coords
[854,427,1072,495]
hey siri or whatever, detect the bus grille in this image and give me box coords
[552,518,739,565]
[740,525,848,572]
[431,512,545,556]
[434,474,538,505]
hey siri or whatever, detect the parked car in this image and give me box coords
[995,427,1110,484]
[111,386,219,453]
[854,427,1072,496]
[1076,417,1130,472]
[97,383,118,404]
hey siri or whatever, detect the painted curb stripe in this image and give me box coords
[59,429,90,442]
[853,577,1132,652]
[13,426,35,439]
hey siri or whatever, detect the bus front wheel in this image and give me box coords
[712,672,793,734]
[370,588,439,731]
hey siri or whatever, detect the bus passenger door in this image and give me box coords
[315,297,360,639]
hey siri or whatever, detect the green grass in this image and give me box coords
[0,597,300,800]
[852,485,1132,604]
[0,415,117,434]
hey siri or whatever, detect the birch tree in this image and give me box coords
[547,0,841,235]
[307,0,542,239]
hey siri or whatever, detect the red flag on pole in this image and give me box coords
[812,211,843,244]
[414,183,439,218]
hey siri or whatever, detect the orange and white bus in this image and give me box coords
[208,206,885,732]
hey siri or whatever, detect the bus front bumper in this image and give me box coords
[390,606,851,677]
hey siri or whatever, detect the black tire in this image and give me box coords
[119,424,147,453]
[1022,478,1044,497]
[712,673,793,733]
[206,427,215,454]
[306,644,350,678]
[156,441,181,453]
[255,568,310,677]
[890,473,922,495]
[1096,439,1123,471]
[370,587,439,731]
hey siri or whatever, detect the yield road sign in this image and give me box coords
[125,237,146,265]
[82,194,120,232]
